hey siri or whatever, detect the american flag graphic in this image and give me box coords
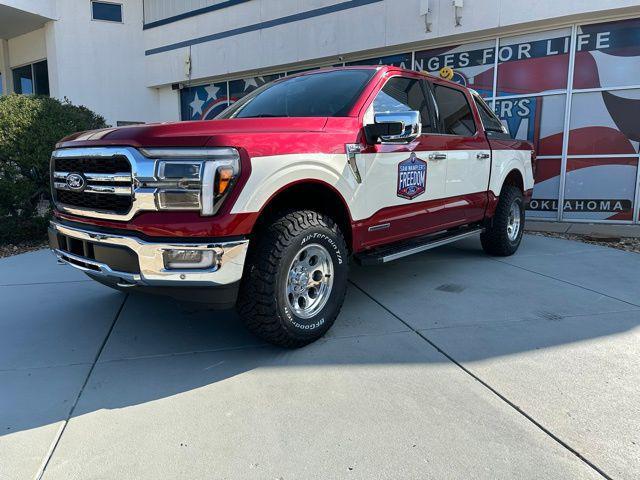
[416,18,640,221]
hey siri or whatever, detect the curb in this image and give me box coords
[526,220,640,239]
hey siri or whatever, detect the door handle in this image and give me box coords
[477,153,490,160]
[428,153,447,160]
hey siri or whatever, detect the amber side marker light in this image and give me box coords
[216,166,235,196]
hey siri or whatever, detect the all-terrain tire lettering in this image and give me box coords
[236,209,349,348]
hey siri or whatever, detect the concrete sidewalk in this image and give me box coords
[527,220,640,238]
[0,234,638,479]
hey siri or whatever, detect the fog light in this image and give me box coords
[163,249,218,269]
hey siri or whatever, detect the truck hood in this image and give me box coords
[56,117,331,149]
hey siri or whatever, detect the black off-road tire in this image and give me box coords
[481,185,525,256]
[237,209,349,348]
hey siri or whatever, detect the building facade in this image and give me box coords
[1,0,639,224]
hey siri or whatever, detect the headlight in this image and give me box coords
[140,148,240,216]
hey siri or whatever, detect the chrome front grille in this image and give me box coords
[53,171,133,196]
[51,147,160,220]
[53,155,131,174]
[55,189,133,214]
[52,155,133,214]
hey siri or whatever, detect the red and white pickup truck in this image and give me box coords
[49,66,534,347]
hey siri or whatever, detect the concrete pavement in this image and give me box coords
[0,235,638,479]
[526,220,640,238]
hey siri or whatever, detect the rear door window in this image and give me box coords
[473,96,506,133]
[432,84,476,136]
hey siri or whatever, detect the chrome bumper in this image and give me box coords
[49,221,249,288]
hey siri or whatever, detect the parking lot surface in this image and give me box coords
[1,234,638,480]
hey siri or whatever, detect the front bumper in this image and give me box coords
[48,221,249,289]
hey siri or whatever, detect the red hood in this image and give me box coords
[56,117,331,149]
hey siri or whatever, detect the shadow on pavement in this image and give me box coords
[1,234,640,440]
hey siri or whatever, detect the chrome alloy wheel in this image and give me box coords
[285,243,334,319]
[507,201,522,242]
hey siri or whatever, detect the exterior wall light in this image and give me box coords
[453,0,463,27]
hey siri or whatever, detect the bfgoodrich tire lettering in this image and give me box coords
[237,209,348,348]
[481,185,525,256]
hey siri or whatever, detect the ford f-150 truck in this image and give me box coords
[49,66,534,347]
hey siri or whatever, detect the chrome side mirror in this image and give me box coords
[364,111,422,144]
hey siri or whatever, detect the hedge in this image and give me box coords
[0,95,107,244]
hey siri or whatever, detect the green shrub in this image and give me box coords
[0,95,107,244]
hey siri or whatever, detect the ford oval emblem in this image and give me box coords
[66,173,86,192]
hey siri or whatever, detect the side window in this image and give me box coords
[473,96,506,133]
[373,77,435,133]
[432,84,476,136]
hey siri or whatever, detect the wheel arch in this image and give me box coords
[489,149,534,196]
[502,168,525,194]
[251,180,354,252]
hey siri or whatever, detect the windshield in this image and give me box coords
[218,69,376,119]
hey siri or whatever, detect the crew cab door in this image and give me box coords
[358,75,455,249]
[428,81,492,222]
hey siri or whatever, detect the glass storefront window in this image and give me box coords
[12,64,33,95]
[33,61,49,96]
[496,28,571,96]
[413,40,495,97]
[494,94,566,156]
[574,18,640,90]
[563,157,638,221]
[180,82,228,121]
[569,89,640,155]
[346,53,411,69]
[11,61,49,95]
[526,158,562,219]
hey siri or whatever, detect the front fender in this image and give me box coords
[230,153,361,214]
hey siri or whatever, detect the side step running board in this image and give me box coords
[354,227,483,266]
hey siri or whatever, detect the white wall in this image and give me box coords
[143,0,229,24]
[155,84,180,121]
[4,0,640,123]
[144,0,640,87]
[44,0,163,126]
[145,0,424,87]
[424,0,640,38]
[7,27,46,67]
